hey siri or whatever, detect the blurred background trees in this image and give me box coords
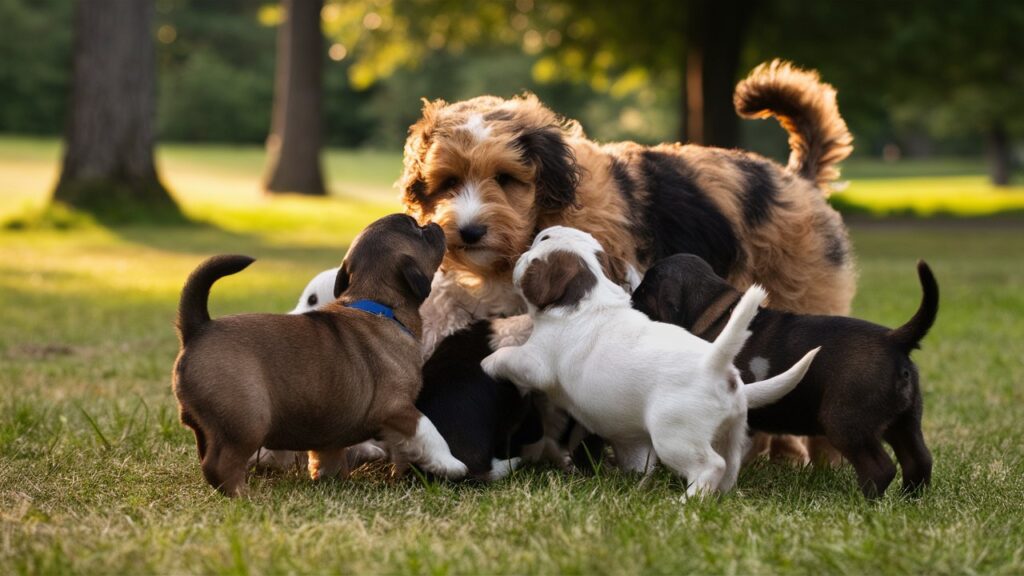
[1,0,1020,211]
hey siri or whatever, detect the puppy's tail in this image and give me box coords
[176,255,255,345]
[745,347,820,409]
[735,59,853,192]
[888,260,939,354]
[704,285,766,375]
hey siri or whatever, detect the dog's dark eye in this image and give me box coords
[539,235,550,242]
[496,173,518,187]
[901,367,912,380]
[307,294,318,306]
[438,176,460,193]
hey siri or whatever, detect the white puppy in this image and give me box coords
[290,267,339,314]
[481,226,819,497]
[248,266,388,472]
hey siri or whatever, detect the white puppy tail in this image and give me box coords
[703,285,767,375]
[745,347,820,409]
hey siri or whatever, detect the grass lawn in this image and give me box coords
[1,136,1024,573]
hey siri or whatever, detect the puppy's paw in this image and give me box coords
[480,350,507,380]
[422,455,469,480]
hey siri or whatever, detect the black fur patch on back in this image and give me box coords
[824,228,848,266]
[736,156,785,228]
[610,157,636,204]
[636,150,740,277]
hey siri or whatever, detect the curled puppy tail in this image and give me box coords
[735,59,853,191]
[704,285,766,375]
[176,255,255,345]
[889,260,939,354]
[745,347,820,409]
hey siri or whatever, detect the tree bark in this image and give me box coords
[681,0,753,148]
[987,122,1012,187]
[54,0,178,221]
[264,0,326,195]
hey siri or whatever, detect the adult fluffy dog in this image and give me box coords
[481,227,819,497]
[404,60,855,361]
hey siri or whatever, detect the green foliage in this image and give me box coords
[0,0,72,134]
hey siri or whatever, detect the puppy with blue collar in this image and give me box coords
[173,214,468,496]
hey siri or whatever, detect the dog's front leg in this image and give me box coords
[481,346,553,395]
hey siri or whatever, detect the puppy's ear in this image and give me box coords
[520,251,596,311]
[597,251,632,288]
[401,256,433,302]
[517,125,580,211]
[400,98,444,210]
[333,263,351,298]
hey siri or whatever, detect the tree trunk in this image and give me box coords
[54,0,178,222]
[681,0,753,148]
[264,0,326,195]
[987,122,1012,187]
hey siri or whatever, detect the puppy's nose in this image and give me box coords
[459,224,488,245]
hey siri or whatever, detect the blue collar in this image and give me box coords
[345,299,414,337]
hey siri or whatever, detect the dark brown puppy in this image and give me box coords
[172,214,468,496]
[632,254,938,499]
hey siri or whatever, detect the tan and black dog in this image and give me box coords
[172,214,468,496]
[632,254,938,499]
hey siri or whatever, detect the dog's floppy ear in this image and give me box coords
[333,263,351,298]
[520,251,596,311]
[517,125,581,211]
[400,98,445,210]
[400,256,433,302]
[596,251,632,288]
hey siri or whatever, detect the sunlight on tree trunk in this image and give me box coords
[54,0,179,223]
[264,0,326,196]
[681,0,752,148]
[987,122,1012,187]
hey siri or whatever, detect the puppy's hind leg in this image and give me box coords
[834,437,897,499]
[884,414,932,496]
[381,407,468,480]
[717,417,750,493]
[201,440,255,497]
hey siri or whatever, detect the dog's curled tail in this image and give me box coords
[745,347,820,409]
[735,59,853,191]
[889,260,939,354]
[704,285,766,375]
[176,255,255,345]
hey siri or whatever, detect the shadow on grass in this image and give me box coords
[1,200,351,265]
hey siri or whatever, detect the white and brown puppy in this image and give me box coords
[173,214,467,496]
[481,226,819,497]
[291,267,339,314]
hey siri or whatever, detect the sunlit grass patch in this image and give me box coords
[833,176,1024,216]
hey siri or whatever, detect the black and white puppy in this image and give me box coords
[417,319,543,481]
[632,254,938,499]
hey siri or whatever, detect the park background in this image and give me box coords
[1,0,1022,573]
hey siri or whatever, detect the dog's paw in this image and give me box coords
[422,455,469,480]
[480,351,504,379]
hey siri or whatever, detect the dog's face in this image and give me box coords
[290,268,339,314]
[334,214,446,305]
[512,226,629,313]
[632,254,740,331]
[399,94,583,276]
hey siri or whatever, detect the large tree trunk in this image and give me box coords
[681,0,753,148]
[54,0,178,221]
[264,0,326,195]
[987,122,1012,187]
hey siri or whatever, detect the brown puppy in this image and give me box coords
[172,214,468,496]
[632,254,938,499]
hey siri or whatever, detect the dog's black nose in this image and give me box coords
[459,224,488,244]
